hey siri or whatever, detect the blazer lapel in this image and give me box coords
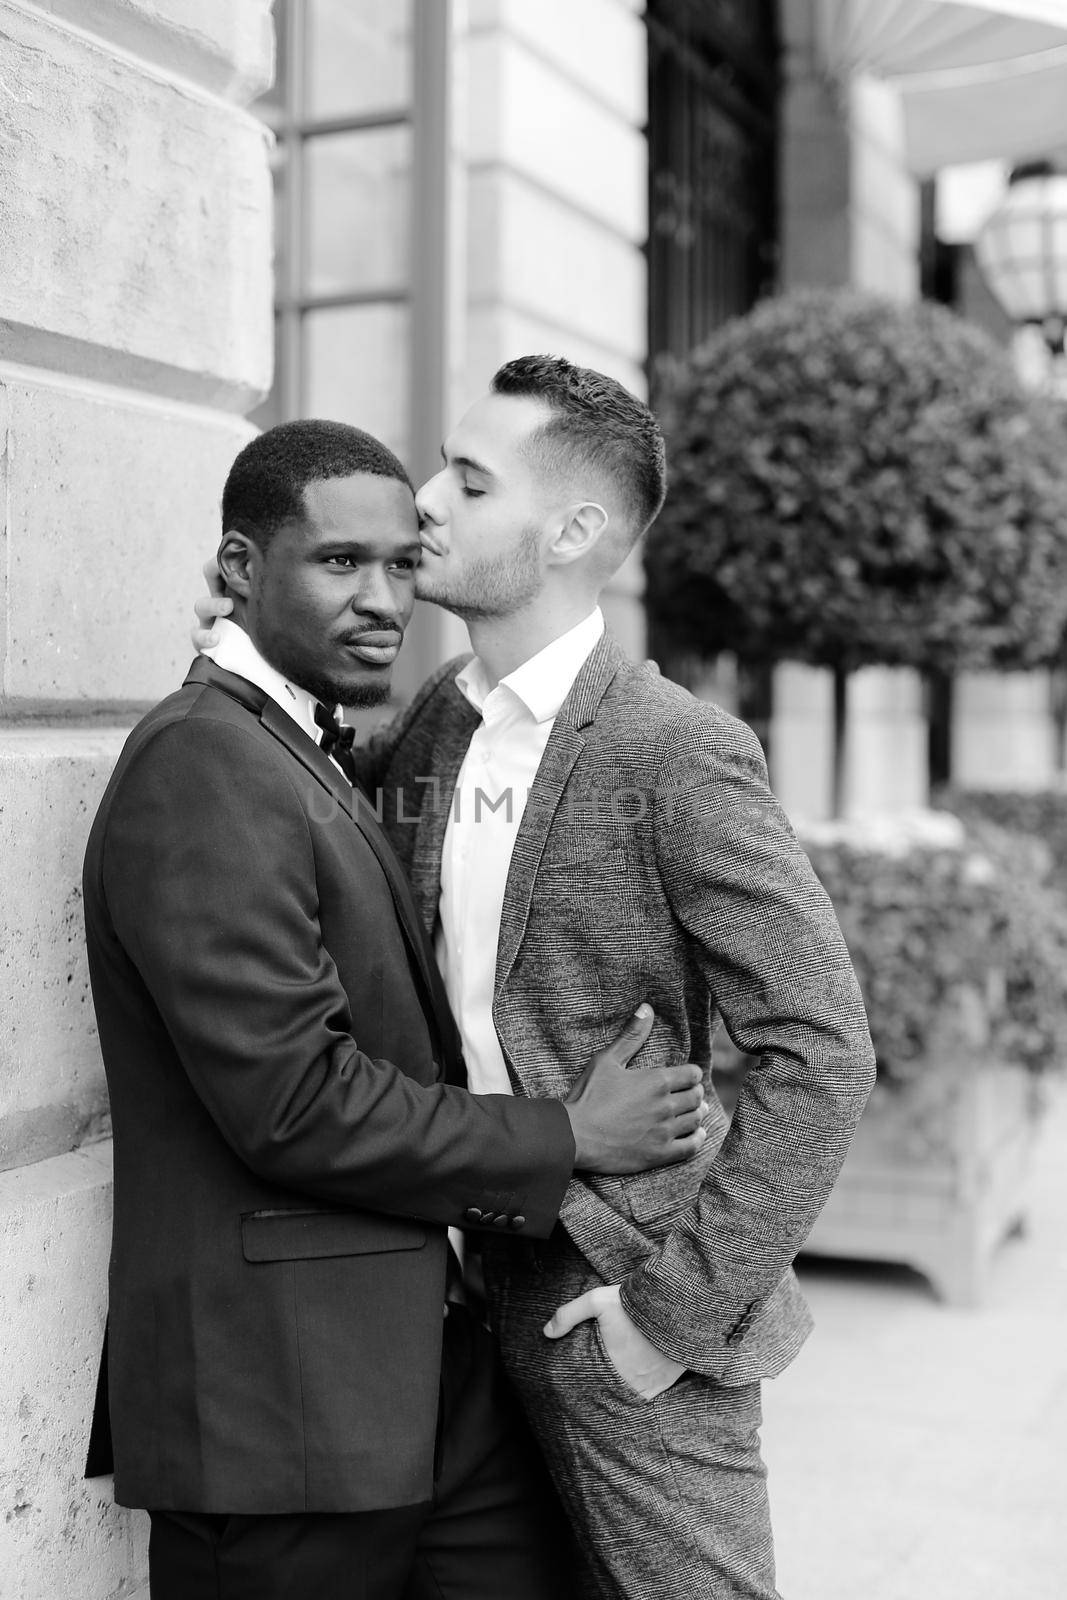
[185,657,458,1068]
[408,680,479,935]
[494,633,627,997]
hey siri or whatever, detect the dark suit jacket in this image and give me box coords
[358,634,876,1384]
[82,657,573,1514]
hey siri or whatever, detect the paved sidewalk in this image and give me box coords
[763,1084,1066,1600]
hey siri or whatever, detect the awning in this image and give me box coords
[816,0,1067,173]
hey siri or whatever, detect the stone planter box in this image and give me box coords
[802,1060,1042,1305]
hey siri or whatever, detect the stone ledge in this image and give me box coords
[35,0,274,104]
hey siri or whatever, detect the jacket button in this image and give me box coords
[492,1213,511,1229]
[510,1215,526,1230]
[463,1207,483,1223]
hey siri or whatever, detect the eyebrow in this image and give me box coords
[440,445,496,480]
[319,539,424,559]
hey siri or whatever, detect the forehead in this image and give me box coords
[448,392,554,470]
[297,472,417,537]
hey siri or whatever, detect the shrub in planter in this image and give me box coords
[800,810,1067,1086]
[770,810,1067,1301]
[647,289,1067,807]
[937,787,1067,899]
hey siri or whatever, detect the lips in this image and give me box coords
[419,537,445,557]
[342,630,402,666]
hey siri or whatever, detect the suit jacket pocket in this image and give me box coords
[241,1208,428,1263]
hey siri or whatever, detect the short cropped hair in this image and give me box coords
[491,355,667,541]
[222,419,412,545]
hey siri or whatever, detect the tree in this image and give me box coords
[646,289,1067,812]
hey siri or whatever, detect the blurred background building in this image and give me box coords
[2,2,1066,1596]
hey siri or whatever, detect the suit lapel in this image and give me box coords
[258,698,451,1034]
[185,657,458,1068]
[494,633,627,997]
[409,681,479,935]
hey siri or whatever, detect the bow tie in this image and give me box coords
[314,702,357,777]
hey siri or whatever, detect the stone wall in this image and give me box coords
[0,3,273,1595]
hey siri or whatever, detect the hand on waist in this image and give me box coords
[543,1282,685,1400]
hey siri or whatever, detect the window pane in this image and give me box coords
[305,128,410,298]
[306,0,412,120]
[269,137,290,299]
[304,304,409,462]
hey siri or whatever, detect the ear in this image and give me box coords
[217,528,261,600]
[546,501,609,568]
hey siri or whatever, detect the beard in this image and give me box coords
[295,667,393,710]
[416,523,543,621]
[260,638,395,712]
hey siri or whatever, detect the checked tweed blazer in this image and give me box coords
[359,632,876,1382]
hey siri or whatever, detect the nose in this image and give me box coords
[415,470,446,526]
[353,563,404,623]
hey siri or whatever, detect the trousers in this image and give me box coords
[148,1304,578,1600]
[483,1234,782,1600]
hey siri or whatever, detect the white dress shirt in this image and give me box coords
[437,609,605,1096]
[200,618,346,775]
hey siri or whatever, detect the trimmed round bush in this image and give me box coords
[647,289,1067,674]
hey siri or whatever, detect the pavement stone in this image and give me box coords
[764,1083,1067,1599]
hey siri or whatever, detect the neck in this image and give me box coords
[466,590,598,686]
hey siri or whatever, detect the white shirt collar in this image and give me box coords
[200,618,330,745]
[455,609,605,725]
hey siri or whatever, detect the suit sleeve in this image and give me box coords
[618,712,876,1375]
[100,716,573,1235]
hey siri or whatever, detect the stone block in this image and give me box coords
[0,731,130,1172]
[468,0,646,124]
[851,213,920,300]
[953,671,1057,791]
[0,372,255,704]
[781,79,851,217]
[843,667,928,816]
[0,1142,148,1600]
[35,0,274,103]
[771,662,834,823]
[0,2,273,408]
[468,171,646,362]
[466,33,647,242]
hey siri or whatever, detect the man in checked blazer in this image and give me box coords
[353,357,878,1600]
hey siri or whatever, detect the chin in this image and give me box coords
[337,676,393,710]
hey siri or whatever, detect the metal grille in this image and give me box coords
[647,0,780,375]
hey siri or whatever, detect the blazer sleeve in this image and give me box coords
[618,710,876,1376]
[99,716,573,1235]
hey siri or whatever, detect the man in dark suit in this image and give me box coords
[84,420,708,1600]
